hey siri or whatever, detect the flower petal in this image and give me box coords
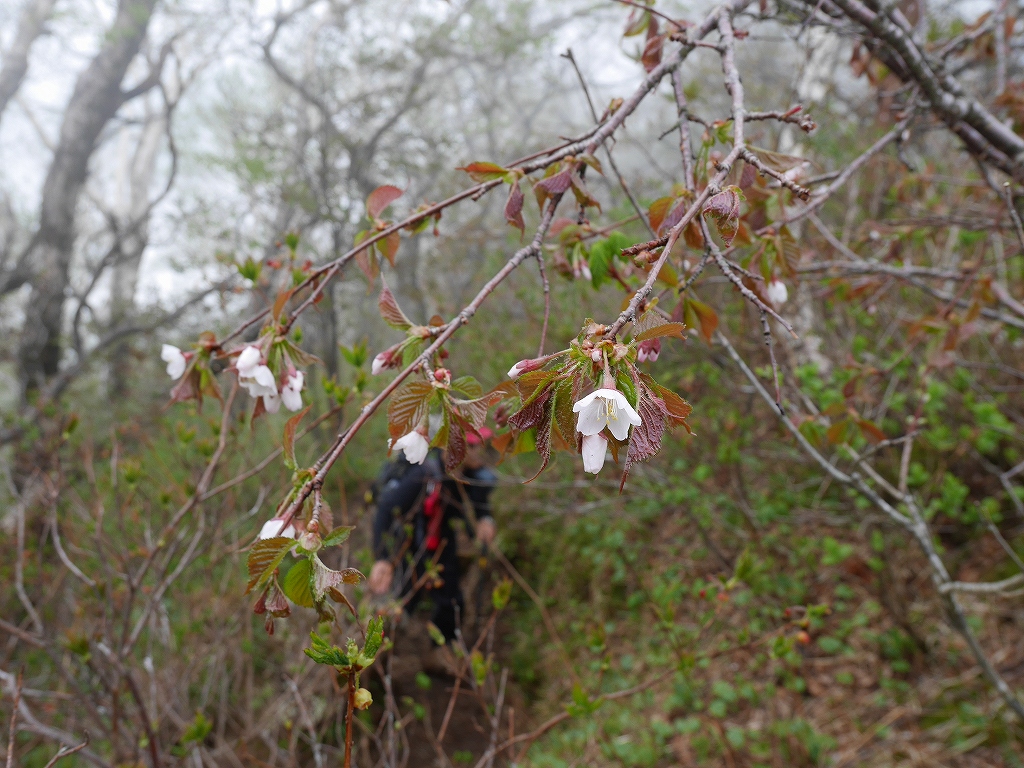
[281,386,303,412]
[263,391,281,413]
[236,345,261,376]
[253,365,276,390]
[571,389,602,413]
[575,401,607,436]
[259,518,296,540]
[581,433,608,474]
[394,431,430,464]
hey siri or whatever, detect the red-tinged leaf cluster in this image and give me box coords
[702,185,744,247]
[489,319,693,486]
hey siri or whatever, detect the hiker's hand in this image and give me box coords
[476,518,496,546]
[369,560,394,595]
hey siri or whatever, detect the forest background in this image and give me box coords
[1,0,1024,765]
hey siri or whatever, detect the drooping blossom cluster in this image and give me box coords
[636,338,661,363]
[235,345,305,413]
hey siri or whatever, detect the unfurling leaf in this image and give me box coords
[534,168,574,196]
[641,16,663,72]
[311,556,362,603]
[366,185,403,219]
[379,283,413,330]
[505,180,525,235]
[683,296,718,344]
[282,405,310,470]
[635,322,686,342]
[456,161,509,182]
[378,231,400,266]
[387,381,434,440]
[701,186,743,246]
[246,537,294,594]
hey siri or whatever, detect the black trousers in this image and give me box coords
[402,534,464,643]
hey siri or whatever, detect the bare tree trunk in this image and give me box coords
[0,0,57,127]
[16,0,158,397]
[109,109,165,397]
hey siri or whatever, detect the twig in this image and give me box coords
[6,671,20,768]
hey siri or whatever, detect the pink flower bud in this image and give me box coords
[507,358,544,379]
[637,338,661,363]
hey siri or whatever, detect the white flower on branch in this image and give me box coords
[282,371,304,411]
[573,387,642,442]
[235,345,278,399]
[371,352,389,375]
[393,430,430,464]
[161,344,187,379]
[258,517,296,540]
[581,433,609,474]
[766,279,788,306]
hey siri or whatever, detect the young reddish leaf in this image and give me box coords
[620,390,668,488]
[648,196,674,233]
[826,419,850,445]
[661,198,693,235]
[508,386,553,432]
[570,174,601,211]
[650,380,693,431]
[684,296,718,343]
[354,238,379,282]
[456,162,509,182]
[366,185,403,219]
[445,419,467,471]
[702,186,743,247]
[246,537,294,594]
[378,231,400,266]
[641,17,663,72]
[857,418,886,444]
[534,168,573,196]
[311,556,362,603]
[683,220,705,249]
[524,400,554,482]
[387,381,433,440]
[635,322,686,342]
[580,154,603,174]
[272,288,294,321]
[282,405,310,470]
[379,283,412,330]
[505,180,525,235]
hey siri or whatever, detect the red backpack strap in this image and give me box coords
[423,481,444,551]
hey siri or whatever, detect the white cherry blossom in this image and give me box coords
[281,371,304,411]
[371,352,389,375]
[161,344,187,379]
[581,433,608,474]
[572,387,642,442]
[393,430,430,464]
[236,345,261,376]
[258,517,296,540]
[766,279,788,306]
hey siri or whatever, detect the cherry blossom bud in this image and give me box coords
[258,517,296,540]
[766,279,788,306]
[507,358,543,379]
[581,433,608,474]
[281,370,304,411]
[371,351,390,375]
[637,338,661,363]
[161,344,187,379]
[431,368,451,389]
[354,688,373,710]
[590,349,602,363]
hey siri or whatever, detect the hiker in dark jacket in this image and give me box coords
[369,430,497,642]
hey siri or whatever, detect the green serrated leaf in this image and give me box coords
[282,558,315,608]
[322,525,355,548]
